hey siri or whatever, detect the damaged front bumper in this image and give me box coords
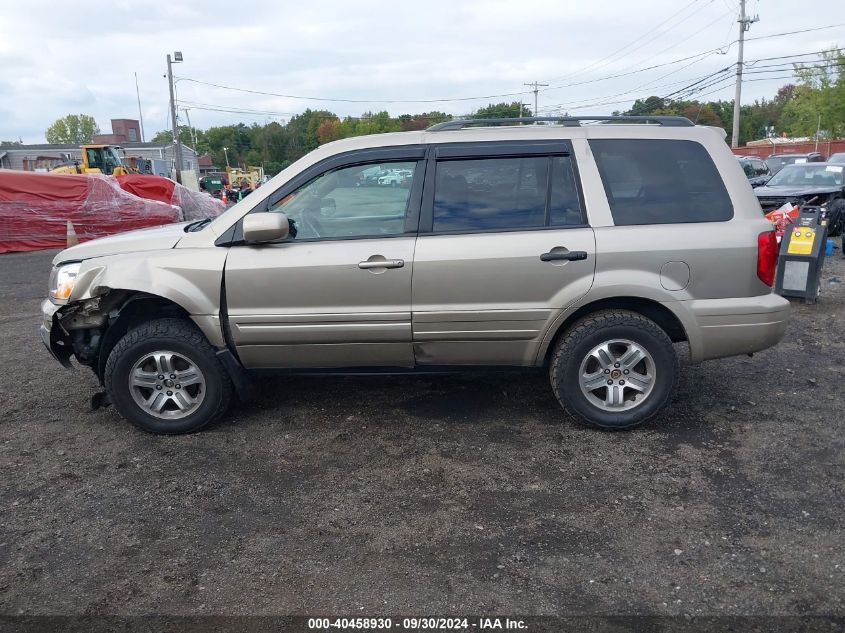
[40,299,73,368]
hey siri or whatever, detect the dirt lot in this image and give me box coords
[0,247,843,621]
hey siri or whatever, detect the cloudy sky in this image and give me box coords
[0,0,842,143]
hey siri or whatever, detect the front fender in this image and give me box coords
[68,248,228,346]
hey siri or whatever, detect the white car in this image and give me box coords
[378,169,412,186]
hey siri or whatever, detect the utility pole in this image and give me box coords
[134,72,145,142]
[182,107,197,151]
[524,81,549,117]
[731,0,759,148]
[166,52,184,183]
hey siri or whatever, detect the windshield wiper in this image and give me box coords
[185,218,212,232]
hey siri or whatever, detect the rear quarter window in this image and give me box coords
[590,139,733,225]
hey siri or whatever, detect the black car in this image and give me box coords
[736,156,772,187]
[766,152,825,175]
[755,162,845,236]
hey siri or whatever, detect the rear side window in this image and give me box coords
[432,155,583,232]
[590,139,733,225]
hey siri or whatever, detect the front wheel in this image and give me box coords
[826,200,844,237]
[549,310,679,430]
[104,318,232,434]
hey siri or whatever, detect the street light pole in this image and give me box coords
[166,52,184,183]
[223,147,230,168]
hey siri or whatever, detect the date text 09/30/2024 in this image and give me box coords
[307,617,528,630]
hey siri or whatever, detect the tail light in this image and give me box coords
[757,230,778,286]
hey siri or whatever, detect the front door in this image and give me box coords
[224,153,425,369]
[412,143,596,365]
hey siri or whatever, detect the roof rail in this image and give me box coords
[427,115,694,131]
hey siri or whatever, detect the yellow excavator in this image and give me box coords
[51,144,131,176]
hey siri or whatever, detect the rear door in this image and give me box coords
[411,141,596,365]
[224,147,426,369]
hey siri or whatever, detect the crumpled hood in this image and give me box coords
[53,222,191,265]
[754,185,841,199]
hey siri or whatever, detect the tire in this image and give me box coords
[549,310,679,430]
[826,199,844,237]
[104,318,232,434]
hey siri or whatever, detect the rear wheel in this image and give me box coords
[104,318,232,434]
[549,310,679,430]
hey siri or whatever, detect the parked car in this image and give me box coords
[827,152,845,164]
[41,115,789,434]
[754,162,845,236]
[736,155,772,187]
[356,166,391,186]
[766,152,825,175]
[378,169,413,187]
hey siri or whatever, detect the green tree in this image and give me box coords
[398,111,452,130]
[264,160,289,176]
[151,127,202,151]
[472,102,530,118]
[45,114,100,144]
[1,140,22,146]
[629,96,667,115]
[781,49,845,138]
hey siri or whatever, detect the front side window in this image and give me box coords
[432,155,583,232]
[591,139,733,225]
[269,161,416,240]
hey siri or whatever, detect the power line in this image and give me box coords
[537,23,845,97]
[543,0,708,84]
[537,65,731,112]
[176,77,531,104]
[538,57,842,116]
[175,22,843,110]
[744,23,845,43]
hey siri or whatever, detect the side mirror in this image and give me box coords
[242,212,289,243]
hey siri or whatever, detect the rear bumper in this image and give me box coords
[674,293,790,363]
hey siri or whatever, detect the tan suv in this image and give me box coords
[40,116,790,434]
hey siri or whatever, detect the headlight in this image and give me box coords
[49,263,81,301]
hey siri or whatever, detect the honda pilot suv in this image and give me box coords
[41,116,790,434]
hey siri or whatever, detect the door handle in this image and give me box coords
[540,250,588,262]
[358,258,404,269]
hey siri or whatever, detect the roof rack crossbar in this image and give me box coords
[427,115,694,131]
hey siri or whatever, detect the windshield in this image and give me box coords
[103,147,122,172]
[766,164,844,187]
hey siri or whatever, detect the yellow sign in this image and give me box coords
[787,228,815,255]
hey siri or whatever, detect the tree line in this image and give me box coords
[150,102,525,176]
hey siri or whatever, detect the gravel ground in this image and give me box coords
[0,247,843,621]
